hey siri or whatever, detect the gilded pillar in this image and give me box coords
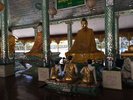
[65,21,73,50]
[105,0,115,68]
[42,0,50,66]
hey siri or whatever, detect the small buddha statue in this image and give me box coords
[63,56,78,82]
[80,59,97,85]
[50,60,62,80]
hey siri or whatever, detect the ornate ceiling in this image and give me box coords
[8,0,133,28]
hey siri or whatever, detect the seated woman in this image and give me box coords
[80,59,97,85]
[122,58,133,80]
[63,56,78,82]
[50,60,62,80]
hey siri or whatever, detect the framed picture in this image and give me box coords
[56,0,86,10]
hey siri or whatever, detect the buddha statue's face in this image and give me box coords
[81,21,88,29]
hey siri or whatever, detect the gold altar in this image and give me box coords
[66,52,104,63]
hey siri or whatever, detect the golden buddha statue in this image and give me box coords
[121,45,133,58]
[80,60,97,85]
[8,35,17,57]
[66,18,104,63]
[81,67,94,84]
[63,56,78,82]
[0,28,17,58]
[50,67,59,80]
[50,60,62,80]
[25,22,43,58]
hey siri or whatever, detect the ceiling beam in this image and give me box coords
[11,9,133,30]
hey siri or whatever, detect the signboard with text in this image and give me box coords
[56,0,86,10]
[102,71,122,90]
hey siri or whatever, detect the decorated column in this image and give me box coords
[115,13,120,58]
[42,0,50,66]
[66,21,73,50]
[0,0,9,63]
[0,0,14,77]
[105,0,115,69]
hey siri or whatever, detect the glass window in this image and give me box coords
[15,41,25,52]
[50,41,58,52]
[59,40,68,57]
[15,41,34,53]
[120,37,129,53]
[25,42,34,52]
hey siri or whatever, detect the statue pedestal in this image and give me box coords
[66,52,104,63]
[121,45,133,59]
[72,84,99,95]
[0,64,14,77]
[121,52,133,58]
[45,80,99,96]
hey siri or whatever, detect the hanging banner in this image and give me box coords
[56,0,86,10]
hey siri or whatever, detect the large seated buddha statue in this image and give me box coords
[66,18,104,63]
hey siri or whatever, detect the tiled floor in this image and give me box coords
[0,73,133,100]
